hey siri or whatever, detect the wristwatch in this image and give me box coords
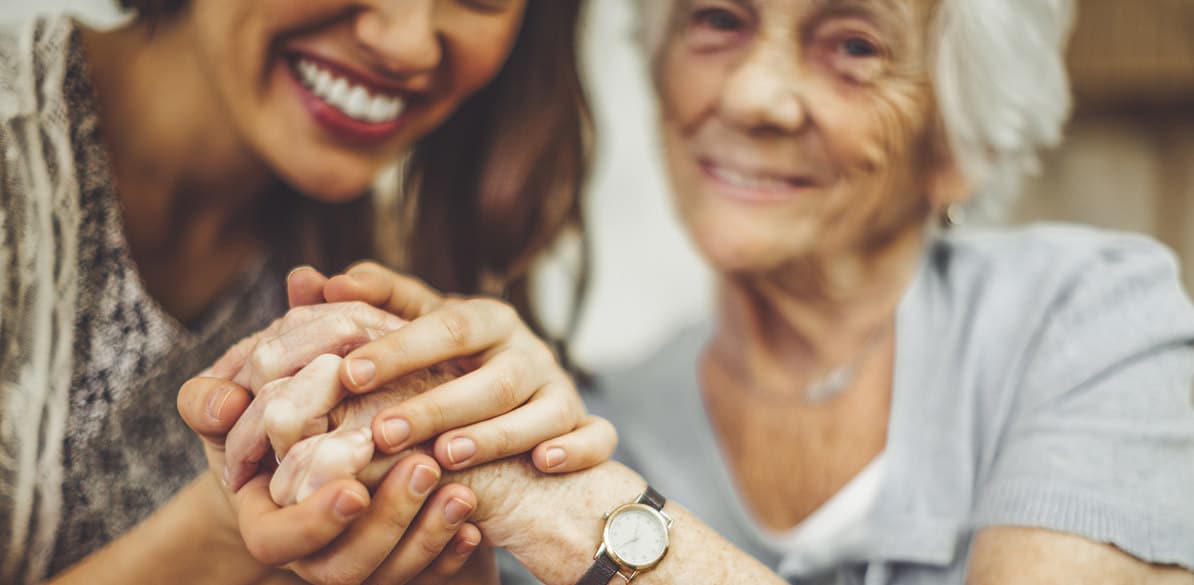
[576,486,673,585]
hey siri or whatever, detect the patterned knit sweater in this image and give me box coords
[0,16,287,583]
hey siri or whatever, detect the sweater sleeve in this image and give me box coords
[973,236,1194,570]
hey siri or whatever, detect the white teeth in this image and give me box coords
[327,78,349,108]
[345,86,370,119]
[367,96,394,123]
[712,165,791,190]
[315,69,332,96]
[292,58,406,124]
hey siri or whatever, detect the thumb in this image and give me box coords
[178,376,252,447]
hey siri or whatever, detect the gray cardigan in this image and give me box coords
[505,224,1194,584]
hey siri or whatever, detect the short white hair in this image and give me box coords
[633,0,1077,220]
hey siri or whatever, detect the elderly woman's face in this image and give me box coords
[658,0,951,273]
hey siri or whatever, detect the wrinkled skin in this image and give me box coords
[268,360,463,506]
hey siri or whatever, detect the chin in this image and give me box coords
[689,226,787,276]
[274,153,378,203]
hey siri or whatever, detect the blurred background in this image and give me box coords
[4,0,1192,371]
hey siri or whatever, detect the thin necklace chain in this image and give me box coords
[741,324,892,404]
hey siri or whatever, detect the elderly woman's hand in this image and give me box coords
[179,372,485,585]
[179,302,488,585]
[286,262,617,475]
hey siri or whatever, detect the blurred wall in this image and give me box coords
[3,0,1190,370]
[1016,0,1194,292]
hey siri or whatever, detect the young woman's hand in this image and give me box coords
[286,263,617,474]
[178,375,486,585]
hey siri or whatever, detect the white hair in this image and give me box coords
[633,0,1077,220]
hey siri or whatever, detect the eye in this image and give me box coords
[811,23,889,83]
[841,37,880,58]
[693,8,745,32]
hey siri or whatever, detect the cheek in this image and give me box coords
[658,42,729,135]
[813,80,932,185]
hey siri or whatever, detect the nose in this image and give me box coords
[719,42,808,135]
[353,0,442,87]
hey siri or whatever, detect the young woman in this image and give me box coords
[0,1,606,583]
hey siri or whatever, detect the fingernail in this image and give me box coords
[446,437,476,465]
[545,447,567,469]
[334,490,368,521]
[444,497,473,526]
[455,536,479,555]
[221,467,234,490]
[380,418,411,449]
[410,464,439,497]
[286,265,314,281]
[346,359,376,388]
[205,388,232,423]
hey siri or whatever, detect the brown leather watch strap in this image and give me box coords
[637,485,667,511]
[576,551,621,585]
[576,486,669,585]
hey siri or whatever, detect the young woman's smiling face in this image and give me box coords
[657,0,959,275]
[185,0,527,200]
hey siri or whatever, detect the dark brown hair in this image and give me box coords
[118,0,593,349]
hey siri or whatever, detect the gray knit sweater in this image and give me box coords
[0,16,287,583]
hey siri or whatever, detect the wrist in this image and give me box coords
[461,461,647,585]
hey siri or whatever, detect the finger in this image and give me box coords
[206,332,267,380]
[177,377,252,446]
[429,382,580,470]
[292,455,444,585]
[241,303,404,392]
[271,427,375,506]
[408,523,482,585]
[370,349,546,454]
[226,355,346,491]
[531,415,618,474]
[363,484,477,585]
[287,266,329,308]
[261,354,345,459]
[236,474,369,567]
[324,261,444,320]
[341,298,522,393]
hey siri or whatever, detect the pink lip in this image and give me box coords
[285,57,411,146]
[698,159,821,203]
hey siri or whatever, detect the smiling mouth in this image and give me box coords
[700,159,821,200]
[290,57,407,125]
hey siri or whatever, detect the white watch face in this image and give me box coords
[605,505,669,568]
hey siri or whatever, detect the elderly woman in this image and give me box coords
[575,0,1194,582]
[183,0,1194,583]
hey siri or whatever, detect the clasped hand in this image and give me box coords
[178,263,616,585]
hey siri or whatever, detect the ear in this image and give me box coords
[925,134,972,211]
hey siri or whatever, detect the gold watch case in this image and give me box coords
[596,501,674,579]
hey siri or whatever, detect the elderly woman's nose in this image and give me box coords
[353,0,442,83]
[721,45,807,133]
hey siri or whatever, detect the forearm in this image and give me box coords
[50,474,271,585]
[468,461,785,585]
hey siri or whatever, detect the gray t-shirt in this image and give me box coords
[503,224,1194,584]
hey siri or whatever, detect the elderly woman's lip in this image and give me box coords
[699,159,822,198]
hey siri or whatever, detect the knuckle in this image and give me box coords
[438,310,472,349]
[248,344,280,383]
[490,425,517,458]
[418,531,448,557]
[415,399,450,435]
[547,398,576,432]
[243,535,280,567]
[325,314,364,346]
[525,338,556,368]
[348,259,382,274]
[490,362,524,409]
[286,305,315,325]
